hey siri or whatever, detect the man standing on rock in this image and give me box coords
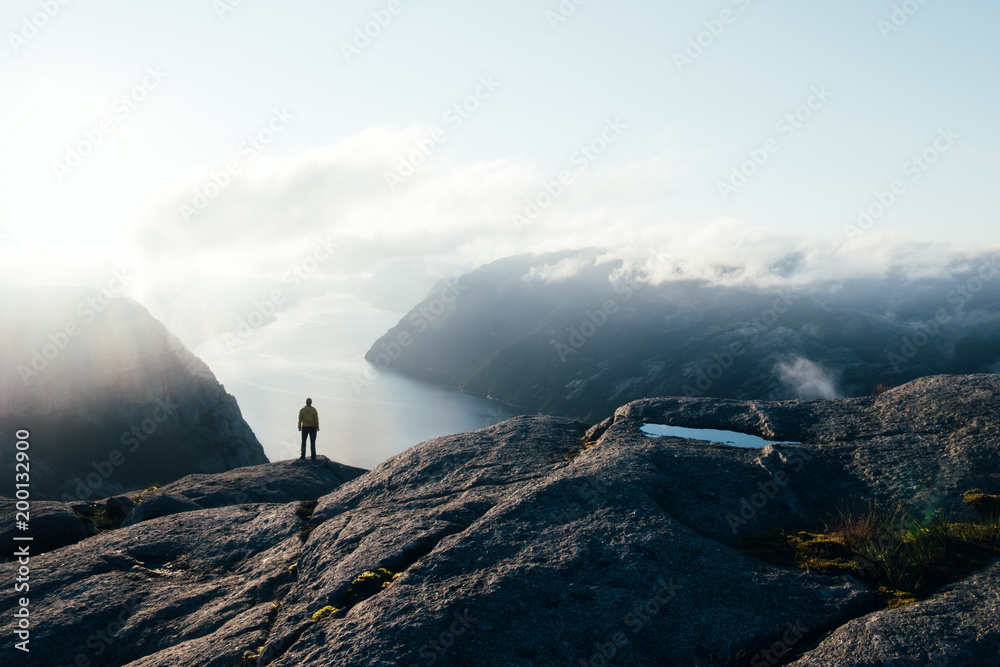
[298,398,319,461]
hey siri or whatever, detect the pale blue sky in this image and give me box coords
[1,1,998,315]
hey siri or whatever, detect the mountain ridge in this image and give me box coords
[366,251,1000,421]
[0,287,268,501]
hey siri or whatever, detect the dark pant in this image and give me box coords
[300,427,317,459]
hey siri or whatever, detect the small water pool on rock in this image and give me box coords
[640,424,800,449]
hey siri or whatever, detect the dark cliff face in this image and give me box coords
[1,374,998,666]
[0,287,268,501]
[365,251,1000,422]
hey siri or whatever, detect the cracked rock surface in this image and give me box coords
[1,374,998,666]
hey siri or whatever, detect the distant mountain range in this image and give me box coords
[366,250,1000,422]
[0,287,267,501]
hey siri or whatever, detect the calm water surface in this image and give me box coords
[194,294,520,470]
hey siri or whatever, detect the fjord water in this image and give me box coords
[193,294,519,469]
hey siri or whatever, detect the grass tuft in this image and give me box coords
[740,494,1000,607]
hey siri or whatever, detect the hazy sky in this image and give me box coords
[2,0,998,334]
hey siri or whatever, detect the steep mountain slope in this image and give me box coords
[3,374,998,666]
[366,251,1000,422]
[0,287,267,501]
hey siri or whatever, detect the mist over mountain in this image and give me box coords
[0,288,267,501]
[367,250,1000,422]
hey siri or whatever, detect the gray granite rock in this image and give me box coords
[121,456,367,526]
[258,414,874,667]
[0,503,303,667]
[1,374,998,666]
[0,499,95,558]
[789,561,1000,667]
[121,493,205,527]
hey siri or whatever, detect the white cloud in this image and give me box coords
[4,117,998,348]
[776,357,840,400]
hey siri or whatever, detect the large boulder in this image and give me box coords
[121,494,205,527]
[122,456,367,526]
[0,502,304,667]
[260,415,873,666]
[1,374,998,666]
[0,499,95,557]
[790,560,1000,666]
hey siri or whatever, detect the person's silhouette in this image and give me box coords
[298,398,319,461]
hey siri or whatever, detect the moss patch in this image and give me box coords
[132,483,162,505]
[739,529,862,578]
[876,586,918,609]
[310,606,340,623]
[240,646,263,666]
[73,507,115,533]
[564,439,599,461]
[963,488,1000,519]
[740,494,1000,608]
[342,568,400,607]
[296,500,321,543]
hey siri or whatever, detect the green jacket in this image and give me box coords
[298,405,319,429]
